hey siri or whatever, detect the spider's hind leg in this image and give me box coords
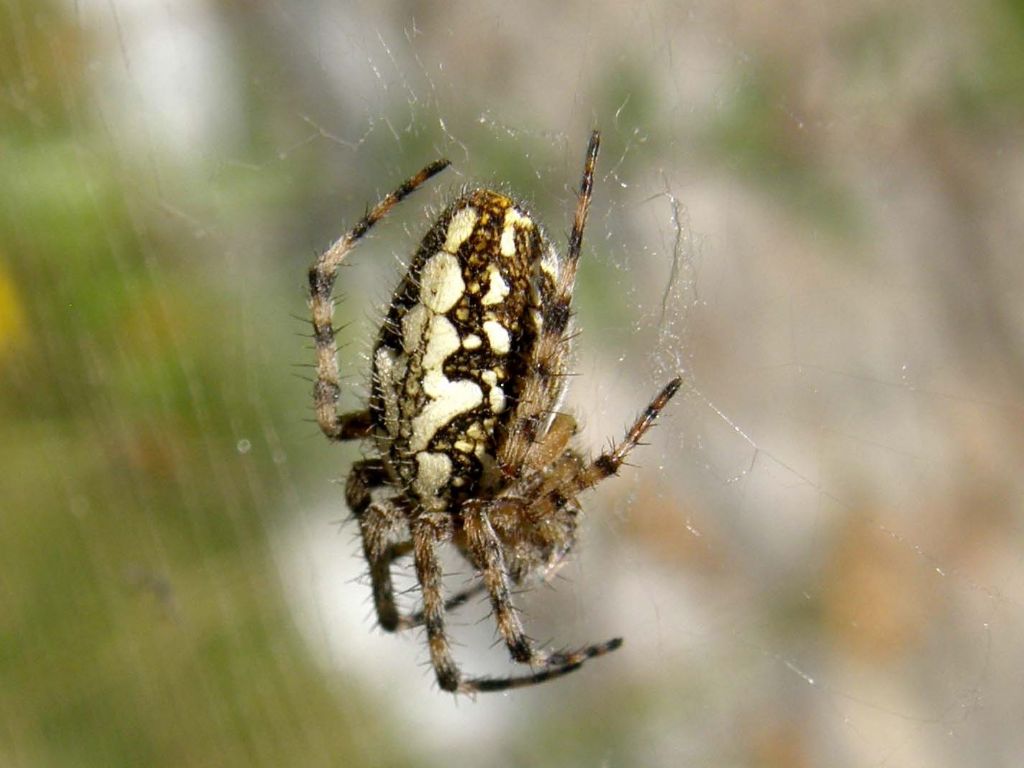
[450,378,684,692]
[349,461,489,633]
[460,501,623,687]
[410,512,463,692]
[399,580,488,631]
[347,460,409,631]
[411,505,618,695]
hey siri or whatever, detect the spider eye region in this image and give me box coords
[369,190,551,509]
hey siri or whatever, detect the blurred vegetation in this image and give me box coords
[0,2,405,766]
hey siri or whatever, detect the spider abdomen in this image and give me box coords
[370,189,552,511]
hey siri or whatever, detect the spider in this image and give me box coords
[308,130,681,694]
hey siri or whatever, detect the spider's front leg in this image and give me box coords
[565,377,683,498]
[308,158,449,442]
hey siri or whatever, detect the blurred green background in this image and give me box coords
[3,1,1024,766]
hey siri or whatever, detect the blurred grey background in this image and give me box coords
[3,0,1023,766]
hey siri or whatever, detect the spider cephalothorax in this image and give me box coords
[308,131,680,693]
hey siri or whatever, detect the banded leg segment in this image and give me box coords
[467,638,623,693]
[463,507,535,664]
[554,377,682,502]
[399,580,488,632]
[347,460,407,631]
[412,505,620,694]
[459,503,623,693]
[410,513,462,692]
[309,158,450,441]
[499,131,601,476]
[348,460,488,632]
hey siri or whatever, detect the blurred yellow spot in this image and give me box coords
[0,258,26,355]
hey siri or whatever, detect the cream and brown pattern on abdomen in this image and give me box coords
[371,191,544,509]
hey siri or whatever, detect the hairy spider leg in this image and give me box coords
[347,459,486,632]
[411,511,622,695]
[447,378,682,692]
[309,159,450,441]
[499,130,601,476]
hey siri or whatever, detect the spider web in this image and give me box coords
[4,0,1024,766]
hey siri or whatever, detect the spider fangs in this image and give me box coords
[308,130,681,694]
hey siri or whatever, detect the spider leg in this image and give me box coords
[463,505,535,664]
[499,131,600,476]
[460,502,622,689]
[557,377,682,501]
[398,580,488,631]
[358,502,408,631]
[445,378,681,693]
[523,411,577,474]
[346,459,413,632]
[309,158,450,441]
[410,513,463,692]
[348,461,486,632]
[362,527,485,633]
[566,129,601,272]
[464,638,623,693]
[411,506,618,695]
